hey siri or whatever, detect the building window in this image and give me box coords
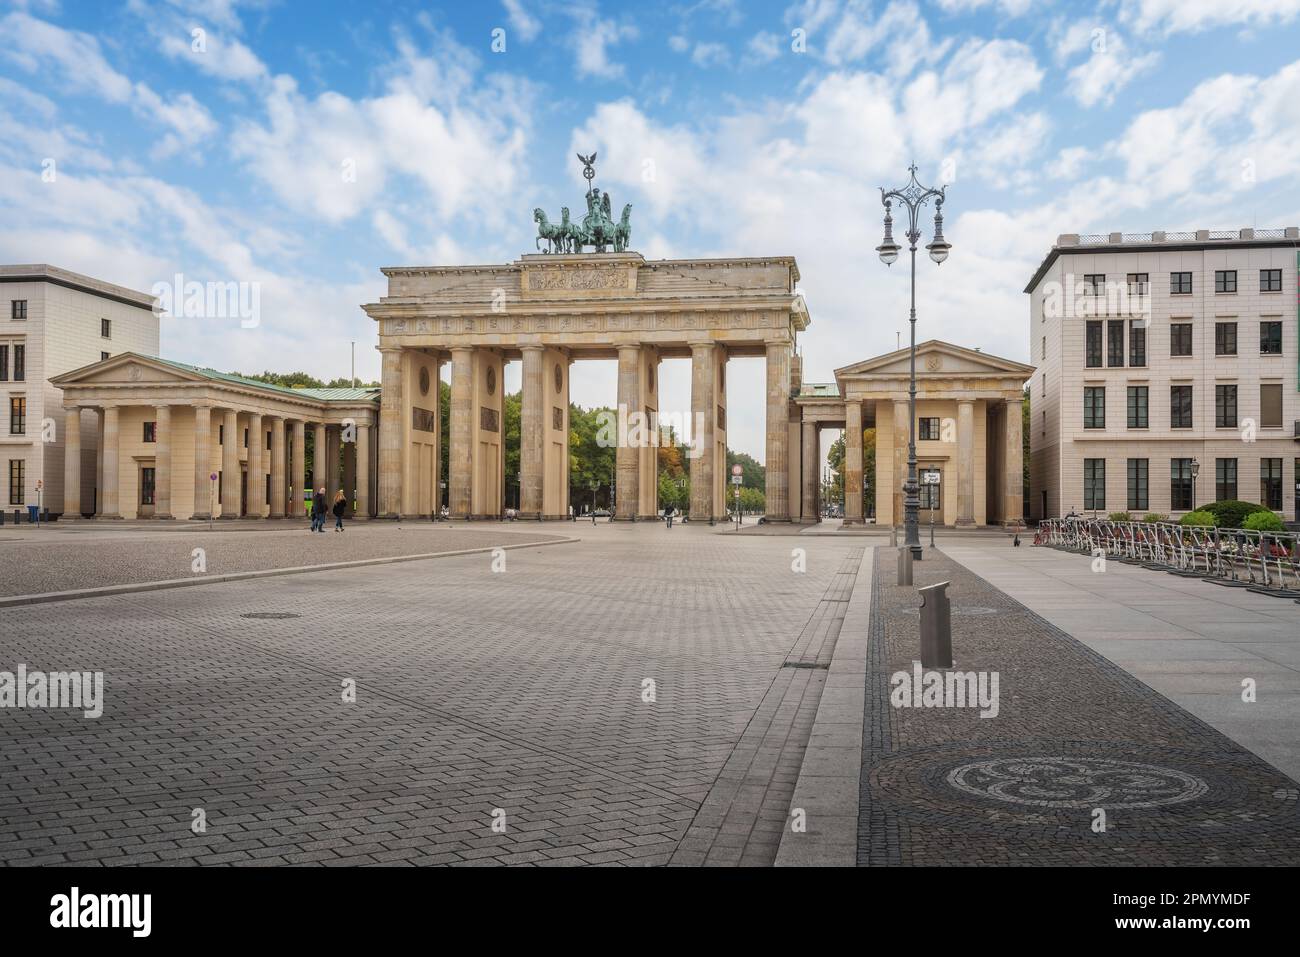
[919,475,940,510]
[1126,386,1148,429]
[265,430,272,451]
[1214,322,1237,356]
[1170,271,1192,295]
[1107,320,1125,367]
[1083,274,1105,295]
[1126,273,1149,296]
[1215,459,1237,502]
[1129,322,1146,367]
[143,421,156,443]
[1170,323,1193,357]
[1085,321,1102,367]
[11,300,27,320]
[1171,459,1194,511]
[1083,387,1105,429]
[1084,459,1105,511]
[101,318,111,338]
[140,467,156,506]
[1260,268,1282,292]
[243,428,249,448]
[1215,385,1237,429]
[8,459,23,505]
[100,351,109,362]
[12,344,23,381]
[9,396,25,435]
[0,345,6,381]
[1127,458,1148,511]
[918,417,940,441]
[1214,270,1237,293]
[1260,321,1282,355]
[1041,336,1046,361]
[1261,458,1283,510]
[1170,385,1193,429]
[1260,383,1283,429]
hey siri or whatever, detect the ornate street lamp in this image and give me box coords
[877,164,950,560]
[1190,458,1200,511]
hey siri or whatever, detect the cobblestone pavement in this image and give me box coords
[859,547,1300,866]
[0,523,861,866]
[0,523,567,597]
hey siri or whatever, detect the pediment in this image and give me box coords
[50,353,206,387]
[835,340,1033,380]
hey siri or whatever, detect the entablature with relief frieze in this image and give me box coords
[377,308,798,340]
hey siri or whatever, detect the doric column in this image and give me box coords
[326,425,341,496]
[247,413,264,518]
[95,408,104,516]
[956,399,975,526]
[689,342,715,522]
[269,416,286,518]
[291,419,306,519]
[220,409,239,518]
[892,399,909,527]
[520,345,545,518]
[764,341,791,521]
[191,405,212,520]
[356,422,371,518]
[844,401,863,524]
[449,346,473,518]
[63,407,82,518]
[377,346,403,518]
[101,405,121,519]
[801,419,818,522]
[615,344,641,521]
[312,422,327,500]
[1004,396,1023,526]
[154,404,173,519]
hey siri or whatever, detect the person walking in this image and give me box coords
[332,490,347,532]
[664,503,674,530]
[311,486,327,532]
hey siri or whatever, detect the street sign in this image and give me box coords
[730,475,742,485]
[922,470,941,485]
[731,464,743,476]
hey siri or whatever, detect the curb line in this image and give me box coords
[0,537,578,609]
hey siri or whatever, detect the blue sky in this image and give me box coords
[3,0,1300,459]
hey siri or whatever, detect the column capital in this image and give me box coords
[520,343,545,354]
[378,345,403,354]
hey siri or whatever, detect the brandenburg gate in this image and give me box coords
[363,251,809,522]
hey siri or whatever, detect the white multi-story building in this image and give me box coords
[1027,228,1299,524]
[1,265,159,515]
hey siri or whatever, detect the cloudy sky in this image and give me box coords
[3,0,1300,460]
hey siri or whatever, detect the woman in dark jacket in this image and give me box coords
[332,490,347,532]
[311,486,327,532]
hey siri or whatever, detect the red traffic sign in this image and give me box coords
[731,464,743,476]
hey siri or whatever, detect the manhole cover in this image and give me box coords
[946,756,1208,809]
[239,612,301,620]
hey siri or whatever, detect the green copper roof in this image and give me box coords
[799,382,840,398]
[152,357,380,402]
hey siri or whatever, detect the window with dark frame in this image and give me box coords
[243,428,249,448]
[140,467,156,506]
[1261,458,1283,510]
[1215,384,1237,429]
[11,301,27,320]
[918,417,940,441]
[1085,321,1103,367]
[1170,385,1193,428]
[0,345,7,381]
[266,430,272,450]
[1126,273,1149,295]
[101,318,111,338]
[1083,274,1105,295]
[143,421,156,443]
[1127,458,1148,511]
[1126,386,1148,429]
[1260,268,1282,292]
[1260,383,1283,429]
[1260,321,1282,355]
[1171,458,1194,511]
[1215,458,1237,502]
[1084,387,1105,429]
[1084,458,1105,511]
[1170,323,1193,357]
[1129,322,1146,366]
[8,459,23,505]
[9,396,25,435]
[12,344,23,381]
[1170,271,1192,295]
[1107,320,1124,367]
[1214,270,1237,293]
[1214,322,1237,356]
[100,352,109,362]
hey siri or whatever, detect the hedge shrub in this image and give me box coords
[1195,500,1269,529]
[1242,510,1284,532]
[1179,510,1217,527]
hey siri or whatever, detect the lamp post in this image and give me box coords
[877,164,951,560]
[1190,458,1200,512]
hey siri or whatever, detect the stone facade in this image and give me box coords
[1026,229,1300,522]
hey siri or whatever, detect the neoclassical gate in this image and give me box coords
[363,251,809,521]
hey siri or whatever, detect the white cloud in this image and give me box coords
[692,42,730,67]
[1118,0,1300,34]
[744,31,782,65]
[932,0,1037,15]
[1066,34,1160,107]
[568,2,637,80]
[820,0,952,74]
[502,0,541,43]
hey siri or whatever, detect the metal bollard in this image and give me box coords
[897,545,913,586]
[917,580,953,668]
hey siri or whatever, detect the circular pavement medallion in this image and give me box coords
[945,756,1208,809]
